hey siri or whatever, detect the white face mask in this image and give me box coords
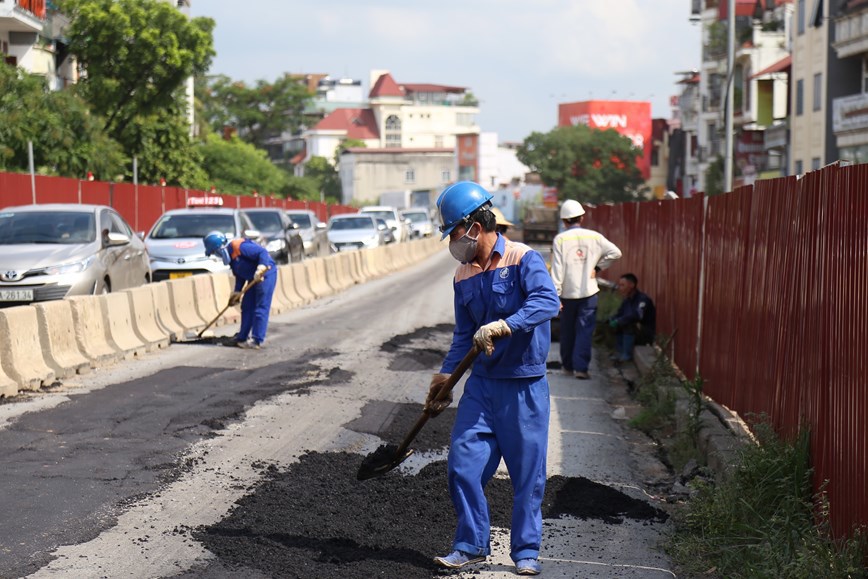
[449,224,479,263]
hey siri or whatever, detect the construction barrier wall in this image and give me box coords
[582,162,868,538]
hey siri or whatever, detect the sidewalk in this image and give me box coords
[456,347,675,578]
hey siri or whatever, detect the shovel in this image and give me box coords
[181,277,262,342]
[356,344,481,481]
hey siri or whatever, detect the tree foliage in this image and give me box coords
[198,133,289,196]
[61,0,215,139]
[303,156,342,201]
[517,125,646,204]
[198,73,313,148]
[0,65,125,178]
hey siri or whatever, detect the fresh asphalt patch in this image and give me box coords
[190,452,668,579]
[379,323,452,372]
[344,401,456,453]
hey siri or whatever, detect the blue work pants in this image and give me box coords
[616,332,636,362]
[559,294,598,373]
[237,271,276,344]
[448,374,549,562]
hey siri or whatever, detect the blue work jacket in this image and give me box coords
[228,238,276,291]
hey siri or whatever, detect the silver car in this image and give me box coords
[145,207,259,282]
[400,208,435,238]
[327,214,385,251]
[285,209,330,257]
[0,204,150,305]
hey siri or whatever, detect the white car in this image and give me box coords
[359,206,409,243]
[327,214,386,251]
[400,208,434,238]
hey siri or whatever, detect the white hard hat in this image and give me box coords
[560,199,585,220]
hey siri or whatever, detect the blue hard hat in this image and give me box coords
[203,231,228,256]
[436,181,493,240]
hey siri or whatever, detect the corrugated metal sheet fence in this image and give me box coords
[0,171,357,232]
[584,163,868,537]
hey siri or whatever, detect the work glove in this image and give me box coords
[473,319,511,356]
[608,318,619,328]
[228,291,242,306]
[424,373,451,417]
[253,264,268,284]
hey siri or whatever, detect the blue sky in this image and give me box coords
[192,0,701,142]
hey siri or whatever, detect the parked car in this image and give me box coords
[285,209,330,257]
[400,208,435,238]
[359,206,409,243]
[327,214,385,251]
[243,208,304,265]
[144,207,259,282]
[0,204,150,305]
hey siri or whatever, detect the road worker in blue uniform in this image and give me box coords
[425,181,560,576]
[203,231,276,349]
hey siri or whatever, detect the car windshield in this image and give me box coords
[0,211,96,245]
[287,213,312,228]
[149,213,236,239]
[362,210,394,222]
[402,212,429,223]
[246,212,283,234]
[330,217,374,231]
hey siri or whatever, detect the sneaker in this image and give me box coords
[236,339,261,350]
[574,371,590,380]
[433,550,486,569]
[515,558,542,575]
[561,367,574,376]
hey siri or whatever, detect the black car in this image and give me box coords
[243,208,304,264]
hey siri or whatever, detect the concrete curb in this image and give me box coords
[34,300,92,378]
[0,306,56,389]
[632,345,750,481]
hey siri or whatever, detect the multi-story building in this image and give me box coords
[670,71,701,196]
[0,0,76,89]
[830,0,868,165]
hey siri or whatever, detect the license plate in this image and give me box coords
[169,272,193,279]
[0,289,33,301]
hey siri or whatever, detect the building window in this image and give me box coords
[385,114,401,148]
[813,73,822,111]
[441,170,451,183]
[797,0,805,35]
[811,0,823,27]
[863,56,868,93]
[796,79,804,116]
[434,136,444,148]
[795,160,803,175]
[811,157,821,170]
[405,168,415,184]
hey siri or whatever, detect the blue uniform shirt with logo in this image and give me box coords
[228,238,276,290]
[440,233,560,379]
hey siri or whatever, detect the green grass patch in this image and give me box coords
[668,421,867,578]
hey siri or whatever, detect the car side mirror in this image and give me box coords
[289,222,300,230]
[377,224,387,231]
[136,231,145,240]
[105,232,130,247]
[315,223,327,230]
[243,229,260,239]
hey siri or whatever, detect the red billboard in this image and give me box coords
[456,133,479,182]
[558,100,652,179]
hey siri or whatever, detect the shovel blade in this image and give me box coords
[356,444,415,481]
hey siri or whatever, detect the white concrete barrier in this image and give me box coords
[68,295,123,365]
[123,286,170,351]
[288,262,315,304]
[211,273,240,326]
[269,269,293,315]
[150,282,187,341]
[323,255,351,292]
[192,274,222,327]
[343,251,365,284]
[34,300,91,378]
[0,306,56,390]
[0,356,17,397]
[303,260,333,299]
[166,277,207,334]
[102,293,148,359]
[278,266,304,309]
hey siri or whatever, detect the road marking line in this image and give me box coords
[539,556,677,577]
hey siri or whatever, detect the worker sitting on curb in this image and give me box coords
[490,206,514,237]
[203,231,276,349]
[608,273,656,363]
[425,181,560,576]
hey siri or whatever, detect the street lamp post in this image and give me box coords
[724,0,735,192]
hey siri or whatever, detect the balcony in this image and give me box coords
[833,93,868,143]
[764,121,789,151]
[833,8,868,59]
[0,0,45,32]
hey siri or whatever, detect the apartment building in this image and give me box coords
[0,0,76,89]
[830,0,868,165]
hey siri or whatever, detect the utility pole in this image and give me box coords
[724,0,735,192]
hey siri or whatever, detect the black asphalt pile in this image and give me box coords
[193,452,668,578]
[344,401,456,452]
[380,323,453,372]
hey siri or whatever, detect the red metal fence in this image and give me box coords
[0,171,358,232]
[584,162,868,538]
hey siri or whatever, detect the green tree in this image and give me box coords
[199,73,313,148]
[0,64,125,178]
[61,0,215,140]
[516,125,646,204]
[303,156,341,202]
[281,175,321,201]
[198,133,289,196]
[334,138,366,165]
[705,155,724,196]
